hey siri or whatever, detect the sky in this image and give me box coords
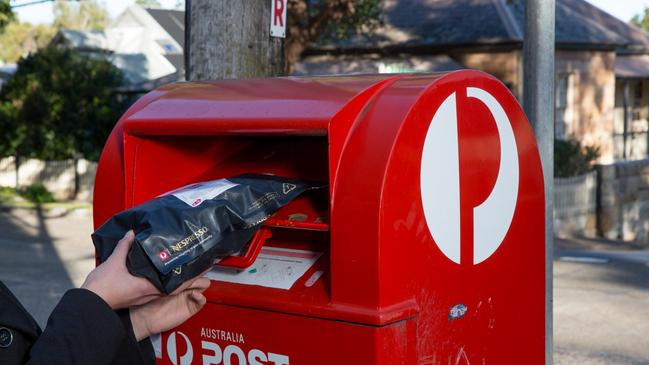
[586,0,649,22]
[10,0,649,26]
[13,0,183,25]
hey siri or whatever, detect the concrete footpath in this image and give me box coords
[0,207,647,364]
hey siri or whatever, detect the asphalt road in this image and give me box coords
[0,207,95,325]
[554,242,649,365]
[0,208,647,364]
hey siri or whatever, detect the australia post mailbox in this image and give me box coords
[93,71,545,364]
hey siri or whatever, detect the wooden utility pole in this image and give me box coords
[185,0,285,81]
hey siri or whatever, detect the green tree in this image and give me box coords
[0,22,55,63]
[0,0,14,32]
[136,0,162,8]
[0,46,124,161]
[286,0,381,70]
[630,7,649,32]
[53,0,109,31]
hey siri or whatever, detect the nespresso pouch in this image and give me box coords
[92,174,318,293]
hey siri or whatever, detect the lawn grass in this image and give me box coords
[0,185,91,212]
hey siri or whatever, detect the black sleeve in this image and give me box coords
[25,289,151,365]
[114,309,156,365]
[0,281,41,365]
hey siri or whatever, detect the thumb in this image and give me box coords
[188,290,207,314]
[111,230,135,262]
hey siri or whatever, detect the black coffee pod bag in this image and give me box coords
[92,174,321,293]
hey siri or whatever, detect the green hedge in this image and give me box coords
[554,140,600,178]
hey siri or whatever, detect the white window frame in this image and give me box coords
[555,73,573,140]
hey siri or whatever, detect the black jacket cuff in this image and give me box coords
[116,309,156,365]
[27,288,126,365]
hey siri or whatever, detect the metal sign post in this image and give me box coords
[523,0,556,364]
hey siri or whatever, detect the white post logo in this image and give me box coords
[167,331,194,365]
[420,87,519,264]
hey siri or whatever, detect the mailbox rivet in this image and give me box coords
[449,304,468,320]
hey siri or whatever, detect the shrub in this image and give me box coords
[554,140,600,178]
[0,185,17,204]
[19,183,55,204]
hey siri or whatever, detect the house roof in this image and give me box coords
[53,29,111,52]
[313,0,649,52]
[293,54,464,76]
[163,53,185,75]
[145,8,185,49]
[51,5,184,91]
[615,55,649,78]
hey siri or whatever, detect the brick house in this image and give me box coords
[295,0,649,163]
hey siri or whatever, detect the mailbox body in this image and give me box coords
[94,72,545,364]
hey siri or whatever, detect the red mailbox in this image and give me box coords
[93,71,545,364]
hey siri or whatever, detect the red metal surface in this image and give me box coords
[94,72,545,364]
[216,228,272,269]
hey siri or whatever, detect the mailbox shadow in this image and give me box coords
[594,258,649,291]
[0,206,77,326]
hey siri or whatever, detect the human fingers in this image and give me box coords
[191,290,206,303]
[187,277,210,291]
[169,272,210,295]
[130,293,163,307]
[187,290,207,313]
[110,230,135,262]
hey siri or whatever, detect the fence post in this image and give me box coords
[73,156,80,200]
[14,153,19,190]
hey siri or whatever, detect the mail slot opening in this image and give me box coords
[124,133,331,266]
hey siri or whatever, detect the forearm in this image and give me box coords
[25,289,130,365]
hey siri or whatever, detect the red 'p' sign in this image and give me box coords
[270,0,287,38]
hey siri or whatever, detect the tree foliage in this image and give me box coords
[1,0,110,63]
[286,0,381,70]
[631,7,649,32]
[554,140,600,178]
[0,46,124,160]
[0,21,55,63]
[53,0,109,31]
[136,0,162,8]
[0,0,13,32]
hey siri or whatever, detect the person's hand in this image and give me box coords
[82,231,161,309]
[129,277,211,341]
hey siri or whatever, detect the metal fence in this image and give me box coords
[553,171,598,238]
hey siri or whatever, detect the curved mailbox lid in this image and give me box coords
[121,75,395,136]
[331,70,545,361]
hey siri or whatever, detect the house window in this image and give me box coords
[631,81,644,121]
[555,73,572,140]
[615,79,649,160]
